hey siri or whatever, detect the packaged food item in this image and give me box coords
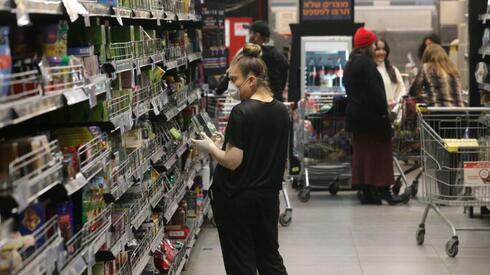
[186,191,197,218]
[192,112,217,137]
[57,201,75,242]
[19,203,46,248]
[0,249,22,272]
[82,176,107,229]
[39,21,69,65]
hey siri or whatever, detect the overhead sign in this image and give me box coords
[301,0,353,22]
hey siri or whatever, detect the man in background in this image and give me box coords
[216,20,289,102]
[245,21,289,101]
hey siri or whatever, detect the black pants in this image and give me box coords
[210,188,288,275]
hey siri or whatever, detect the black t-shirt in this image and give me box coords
[212,99,289,197]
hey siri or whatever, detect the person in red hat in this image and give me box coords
[343,27,409,205]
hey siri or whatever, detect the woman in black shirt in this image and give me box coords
[192,44,289,275]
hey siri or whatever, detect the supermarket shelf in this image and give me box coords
[0,74,109,129]
[150,177,166,208]
[131,204,151,230]
[16,217,64,275]
[0,140,64,213]
[150,226,165,252]
[64,133,111,195]
[131,234,152,275]
[163,87,201,121]
[167,199,209,275]
[59,248,89,275]
[176,142,188,157]
[186,159,205,189]
[59,208,112,275]
[111,58,134,74]
[23,0,64,15]
[164,179,187,222]
[110,228,130,257]
[164,157,206,221]
[187,52,202,63]
[166,56,188,71]
[150,144,165,164]
[5,0,202,23]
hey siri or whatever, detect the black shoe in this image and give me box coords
[378,188,410,205]
[357,190,371,205]
[357,188,382,205]
[366,186,382,205]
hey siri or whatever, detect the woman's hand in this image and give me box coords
[191,132,216,153]
[212,132,225,147]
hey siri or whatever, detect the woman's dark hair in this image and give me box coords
[346,45,374,70]
[377,39,398,84]
[417,33,441,61]
[350,45,374,59]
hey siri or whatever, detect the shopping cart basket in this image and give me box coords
[415,107,490,257]
[295,93,352,202]
[206,93,294,227]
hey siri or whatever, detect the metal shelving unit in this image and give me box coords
[0,0,207,273]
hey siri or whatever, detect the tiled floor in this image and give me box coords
[182,184,490,275]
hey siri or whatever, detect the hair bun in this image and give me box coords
[242,43,262,58]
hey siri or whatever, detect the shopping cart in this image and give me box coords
[392,96,423,197]
[415,107,490,257]
[294,92,352,202]
[206,93,294,227]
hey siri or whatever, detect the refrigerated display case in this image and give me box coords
[288,21,363,102]
[301,36,352,96]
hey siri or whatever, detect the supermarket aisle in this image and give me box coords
[182,186,490,275]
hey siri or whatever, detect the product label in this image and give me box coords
[464,161,490,186]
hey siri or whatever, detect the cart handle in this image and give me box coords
[422,107,490,113]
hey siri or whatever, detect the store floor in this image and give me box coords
[182,185,490,275]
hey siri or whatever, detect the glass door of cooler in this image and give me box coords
[300,36,352,97]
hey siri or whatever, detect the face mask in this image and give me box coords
[227,81,241,100]
[227,78,250,101]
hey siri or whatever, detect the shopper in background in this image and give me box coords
[409,44,465,107]
[417,33,441,61]
[245,20,289,101]
[191,44,289,275]
[343,27,409,205]
[375,39,406,110]
[216,21,289,102]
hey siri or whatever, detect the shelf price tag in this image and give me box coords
[87,85,97,108]
[83,14,91,27]
[115,8,124,26]
[62,0,89,23]
[14,0,30,26]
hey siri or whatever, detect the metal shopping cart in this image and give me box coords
[415,107,490,257]
[205,93,294,227]
[392,96,423,197]
[294,92,352,202]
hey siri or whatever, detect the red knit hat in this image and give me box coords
[354,27,377,48]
